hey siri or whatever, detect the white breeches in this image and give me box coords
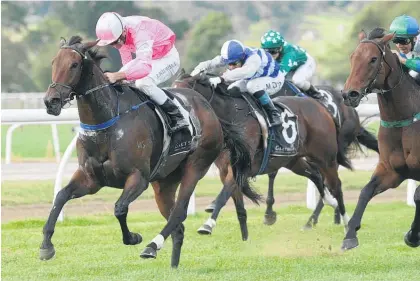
[291,54,316,91]
[135,47,180,105]
[228,72,285,96]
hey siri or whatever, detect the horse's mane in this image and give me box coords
[367,27,386,40]
[64,35,109,65]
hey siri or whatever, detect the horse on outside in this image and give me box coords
[174,73,352,240]
[201,75,379,228]
[40,36,253,268]
[342,28,420,250]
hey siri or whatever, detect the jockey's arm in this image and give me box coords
[191,56,225,75]
[118,39,154,81]
[405,57,420,73]
[278,53,297,75]
[221,54,261,82]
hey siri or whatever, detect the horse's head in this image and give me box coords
[342,28,398,107]
[173,69,216,97]
[44,36,100,116]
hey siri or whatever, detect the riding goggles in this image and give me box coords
[392,37,412,45]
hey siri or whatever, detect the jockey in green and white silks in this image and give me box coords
[191,39,285,127]
[389,15,420,80]
[260,29,323,99]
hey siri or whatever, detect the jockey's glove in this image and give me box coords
[209,77,223,88]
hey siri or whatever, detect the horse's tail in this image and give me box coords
[219,119,262,204]
[357,115,379,154]
[336,127,354,171]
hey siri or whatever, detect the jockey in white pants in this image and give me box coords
[260,29,323,99]
[95,12,188,132]
[191,40,285,127]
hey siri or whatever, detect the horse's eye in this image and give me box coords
[370,57,377,63]
[71,62,79,69]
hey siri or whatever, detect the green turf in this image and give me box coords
[2,202,418,281]
[1,170,376,206]
[1,124,77,159]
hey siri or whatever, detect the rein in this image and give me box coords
[49,45,152,131]
[359,39,403,95]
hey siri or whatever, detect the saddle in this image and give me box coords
[113,84,201,181]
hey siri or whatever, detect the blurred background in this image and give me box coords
[2,1,420,96]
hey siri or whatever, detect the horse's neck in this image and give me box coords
[377,59,420,121]
[76,63,118,125]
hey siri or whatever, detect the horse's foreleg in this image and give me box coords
[40,168,101,260]
[320,165,349,235]
[405,185,420,248]
[287,158,325,229]
[342,166,403,250]
[197,181,234,235]
[264,171,278,225]
[198,154,233,235]
[114,169,149,246]
[151,174,182,268]
[140,158,210,267]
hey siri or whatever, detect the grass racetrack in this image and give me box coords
[2,203,418,281]
[3,121,418,280]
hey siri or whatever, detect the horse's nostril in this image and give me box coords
[349,91,359,98]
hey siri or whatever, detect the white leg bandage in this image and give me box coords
[204,218,217,228]
[151,234,165,250]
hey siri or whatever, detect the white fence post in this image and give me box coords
[407,180,417,207]
[53,129,79,222]
[187,192,196,215]
[306,180,318,210]
[5,124,22,164]
[51,124,61,163]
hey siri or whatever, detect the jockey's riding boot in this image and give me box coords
[160,98,189,132]
[306,85,324,100]
[255,90,283,127]
[263,101,283,127]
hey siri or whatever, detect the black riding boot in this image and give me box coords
[263,100,283,127]
[160,98,189,132]
[254,91,283,127]
[306,85,324,100]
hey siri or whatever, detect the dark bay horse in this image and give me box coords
[41,36,252,268]
[174,73,352,240]
[342,28,420,250]
[203,80,379,228]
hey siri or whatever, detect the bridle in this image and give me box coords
[358,39,403,96]
[47,45,112,108]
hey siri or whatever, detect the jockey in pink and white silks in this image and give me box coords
[95,12,188,132]
[191,40,284,127]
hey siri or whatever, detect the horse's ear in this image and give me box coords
[59,37,67,47]
[81,39,99,53]
[358,30,367,42]
[381,32,395,45]
[180,68,186,75]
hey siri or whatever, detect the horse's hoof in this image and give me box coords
[204,203,215,213]
[341,238,359,251]
[301,223,314,231]
[39,246,56,261]
[124,232,142,245]
[140,247,157,259]
[197,224,212,235]
[263,213,277,225]
[404,230,420,248]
